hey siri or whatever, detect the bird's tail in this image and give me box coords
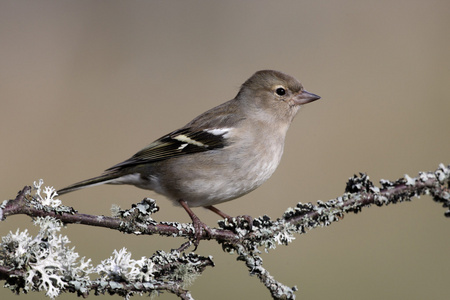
[57,173,120,195]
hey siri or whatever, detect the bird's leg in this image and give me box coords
[205,205,233,220]
[206,205,253,230]
[178,199,212,247]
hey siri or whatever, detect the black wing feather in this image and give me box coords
[105,128,228,171]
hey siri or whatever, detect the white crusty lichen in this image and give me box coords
[272,223,296,246]
[219,215,298,254]
[0,217,93,298]
[96,248,154,283]
[435,163,450,184]
[1,181,215,298]
[34,179,61,208]
[404,174,416,186]
[93,249,211,298]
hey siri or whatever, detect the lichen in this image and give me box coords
[0,217,93,298]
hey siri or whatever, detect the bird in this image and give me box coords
[57,70,320,245]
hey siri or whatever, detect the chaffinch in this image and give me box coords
[58,70,320,245]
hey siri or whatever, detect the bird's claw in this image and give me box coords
[235,214,254,230]
[191,214,212,249]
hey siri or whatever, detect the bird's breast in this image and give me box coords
[131,127,287,208]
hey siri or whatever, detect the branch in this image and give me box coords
[1,164,449,299]
[1,186,240,244]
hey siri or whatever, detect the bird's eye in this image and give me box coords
[275,87,286,96]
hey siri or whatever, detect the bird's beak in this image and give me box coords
[293,90,321,105]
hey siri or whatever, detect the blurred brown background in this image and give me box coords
[1,1,449,299]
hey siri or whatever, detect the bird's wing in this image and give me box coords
[104,127,229,171]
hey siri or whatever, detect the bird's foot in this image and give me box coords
[235,214,254,230]
[190,212,213,248]
[179,200,212,248]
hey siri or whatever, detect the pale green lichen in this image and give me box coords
[97,248,154,283]
[34,179,61,208]
[0,217,93,298]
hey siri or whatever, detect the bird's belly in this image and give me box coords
[172,158,279,207]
